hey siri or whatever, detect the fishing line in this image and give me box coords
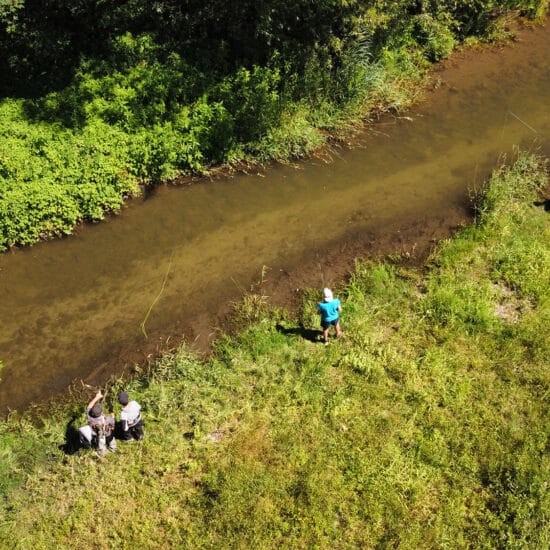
[140,251,175,339]
[318,261,325,286]
[508,110,538,134]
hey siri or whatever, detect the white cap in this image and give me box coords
[323,288,333,302]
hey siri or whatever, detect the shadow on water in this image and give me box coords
[276,323,322,344]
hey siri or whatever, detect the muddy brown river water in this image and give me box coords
[1,23,549,412]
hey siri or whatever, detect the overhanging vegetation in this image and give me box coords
[0,1,548,249]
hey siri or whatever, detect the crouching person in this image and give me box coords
[118,391,144,441]
[78,390,117,457]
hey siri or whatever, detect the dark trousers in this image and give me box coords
[120,418,144,441]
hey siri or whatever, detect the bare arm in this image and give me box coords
[86,391,103,411]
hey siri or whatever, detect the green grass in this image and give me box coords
[0,153,549,548]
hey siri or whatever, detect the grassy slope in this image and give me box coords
[1,153,549,548]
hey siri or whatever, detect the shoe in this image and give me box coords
[324,341,329,346]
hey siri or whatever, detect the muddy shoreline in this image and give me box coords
[22,211,466,421]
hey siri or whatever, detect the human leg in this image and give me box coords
[321,320,330,344]
[119,427,134,441]
[107,434,117,452]
[78,425,93,448]
[130,419,144,440]
[97,434,107,457]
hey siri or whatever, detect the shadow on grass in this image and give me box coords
[59,414,81,455]
[533,199,550,212]
[276,323,322,344]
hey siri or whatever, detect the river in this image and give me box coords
[0,23,549,412]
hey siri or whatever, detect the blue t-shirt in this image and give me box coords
[318,299,341,322]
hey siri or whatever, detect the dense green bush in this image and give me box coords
[0,0,546,249]
[0,102,137,248]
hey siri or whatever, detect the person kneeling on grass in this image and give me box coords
[118,391,144,441]
[318,287,342,345]
[78,390,116,457]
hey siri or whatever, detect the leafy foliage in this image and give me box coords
[0,1,546,249]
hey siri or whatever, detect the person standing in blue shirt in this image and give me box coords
[317,288,342,345]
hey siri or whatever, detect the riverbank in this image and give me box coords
[0,6,547,251]
[1,153,548,547]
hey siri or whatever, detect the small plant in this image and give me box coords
[415,13,456,61]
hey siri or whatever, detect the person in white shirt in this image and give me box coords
[118,391,144,441]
